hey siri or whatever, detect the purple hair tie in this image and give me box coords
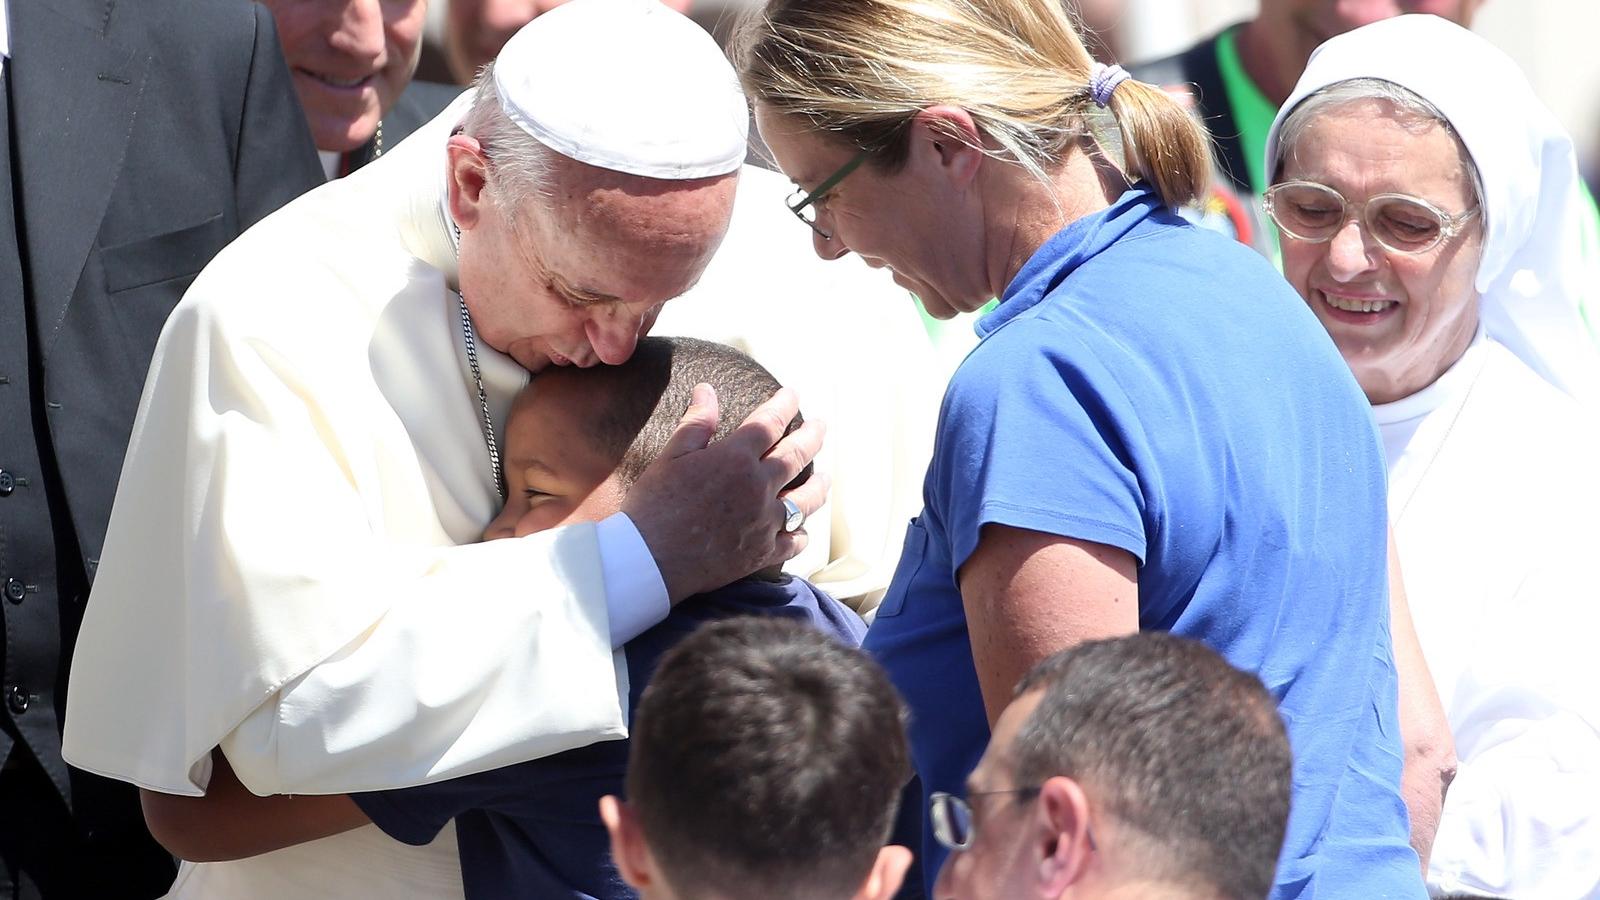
[1089,62,1131,108]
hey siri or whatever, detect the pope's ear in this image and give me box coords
[446,133,491,230]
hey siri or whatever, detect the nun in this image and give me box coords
[1265,15,1600,898]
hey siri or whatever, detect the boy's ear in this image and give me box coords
[853,845,913,900]
[600,795,659,894]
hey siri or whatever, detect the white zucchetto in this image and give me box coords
[494,0,749,180]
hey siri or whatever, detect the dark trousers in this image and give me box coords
[0,751,176,900]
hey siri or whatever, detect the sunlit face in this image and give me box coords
[933,691,1044,900]
[1255,0,1483,88]
[483,372,629,540]
[444,0,693,84]
[262,0,427,153]
[456,157,736,374]
[1276,100,1483,404]
[753,104,989,320]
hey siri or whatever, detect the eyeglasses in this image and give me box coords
[929,787,1041,852]
[1263,180,1480,255]
[785,148,872,240]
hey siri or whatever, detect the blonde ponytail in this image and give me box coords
[1105,78,1213,208]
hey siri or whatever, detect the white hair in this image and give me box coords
[460,60,559,216]
[1274,77,1484,210]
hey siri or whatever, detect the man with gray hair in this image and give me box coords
[934,633,1293,900]
[58,0,822,896]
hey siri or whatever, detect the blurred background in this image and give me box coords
[418,0,1600,181]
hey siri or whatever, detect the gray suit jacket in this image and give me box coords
[0,0,321,893]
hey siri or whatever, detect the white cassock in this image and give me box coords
[61,95,653,896]
[656,163,938,610]
[1379,330,1600,899]
[61,94,941,898]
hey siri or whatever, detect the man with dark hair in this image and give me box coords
[601,616,913,900]
[934,633,1293,900]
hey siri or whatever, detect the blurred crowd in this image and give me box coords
[3,1,1596,899]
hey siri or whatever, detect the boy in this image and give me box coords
[144,338,876,898]
[601,616,913,900]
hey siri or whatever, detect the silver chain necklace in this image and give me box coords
[452,223,506,500]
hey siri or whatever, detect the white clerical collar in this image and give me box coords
[1373,324,1489,427]
[318,150,340,181]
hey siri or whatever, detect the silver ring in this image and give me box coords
[780,497,805,534]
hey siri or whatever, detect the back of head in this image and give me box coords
[545,335,807,489]
[1012,633,1292,899]
[626,617,911,900]
[732,0,1211,207]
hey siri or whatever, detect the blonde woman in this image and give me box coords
[735,2,1430,896]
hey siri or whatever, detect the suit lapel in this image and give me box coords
[10,0,145,349]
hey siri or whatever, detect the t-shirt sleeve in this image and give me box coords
[934,318,1147,573]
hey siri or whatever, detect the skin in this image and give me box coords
[1239,0,1485,105]
[484,373,632,540]
[261,0,428,153]
[934,691,1107,900]
[447,133,738,372]
[1277,101,1484,405]
[444,0,693,85]
[756,103,1140,723]
[600,795,912,900]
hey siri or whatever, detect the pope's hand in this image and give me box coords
[623,383,828,604]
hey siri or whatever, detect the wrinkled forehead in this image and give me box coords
[533,163,739,299]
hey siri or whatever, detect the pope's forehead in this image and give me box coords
[548,161,737,242]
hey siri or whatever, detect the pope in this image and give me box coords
[59,0,824,894]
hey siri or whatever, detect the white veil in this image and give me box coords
[1264,14,1600,404]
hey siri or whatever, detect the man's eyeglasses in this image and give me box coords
[1263,180,1480,256]
[785,148,872,240]
[929,787,1041,852]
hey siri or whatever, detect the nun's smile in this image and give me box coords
[1275,98,1485,406]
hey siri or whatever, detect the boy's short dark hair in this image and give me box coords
[1012,633,1293,900]
[541,336,809,488]
[626,617,910,900]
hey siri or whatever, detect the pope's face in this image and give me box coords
[483,373,628,540]
[263,0,427,154]
[456,156,736,375]
[445,0,693,84]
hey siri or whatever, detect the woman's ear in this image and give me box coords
[909,105,985,188]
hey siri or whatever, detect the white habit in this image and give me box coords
[1379,332,1600,899]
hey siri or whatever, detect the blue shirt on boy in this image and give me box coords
[353,576,865,900]
[868,185,1422,898]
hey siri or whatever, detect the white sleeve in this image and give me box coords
[596,512,671,645]
[1426,561,1600,899]
[64,293,632,797]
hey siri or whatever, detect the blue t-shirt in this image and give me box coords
[868,186,1422,898]
[354,576,866,900]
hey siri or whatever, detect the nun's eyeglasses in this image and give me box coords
[785,148,872,240]
[1264,180,1480,255]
